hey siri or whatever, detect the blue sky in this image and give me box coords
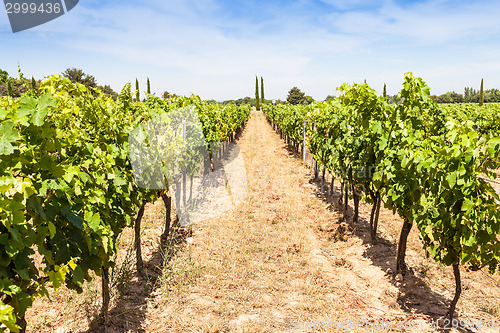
[1,0,500,101]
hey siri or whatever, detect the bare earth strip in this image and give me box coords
[145,111,500,333]
[27,111,500,332]
[146,110,357,332]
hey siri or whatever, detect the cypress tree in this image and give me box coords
[479,78,484,106]
[383,83,387,98]
[261,76,264,104]
[135,79,140,102]
[255,76,260,111]
[147,77,151,95]
[31,76,38,96]
[7,80,13,97]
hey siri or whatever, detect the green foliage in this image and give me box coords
[464,87,476,103]
[135,79,140,102]
[462,87,500,104]
[304,96,314,105]
[415,127,500,272]
[0,75,250,330]
[227,97,261,106]
[163,91,175,100]
[485,88,500,102]
[98,85,118,100]
[1,79,26,98]
[30,77,38,97]
[432,91,464,103]
[147,78,151,95]
[260,77,264,104]
[61,68,97,89]
[286,87,305,105]
[263,72,500,318]
[0,70,8,85]
[0,71,26,98]
[263,103,308,147]
[441,103,500,134]
[7,80,13,97]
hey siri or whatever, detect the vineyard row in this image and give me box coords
[0,75,250,332]
[262,72,500,321]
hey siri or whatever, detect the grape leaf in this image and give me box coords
[0,121,21,155]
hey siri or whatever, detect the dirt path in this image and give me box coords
[143,111,471,332]
[27,111,500,332]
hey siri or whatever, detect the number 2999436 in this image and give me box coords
[5,2,62,14]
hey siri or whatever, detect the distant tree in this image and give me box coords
[325,95,335,101]
[135,79,140,101]
[7,80,13,97]
[260,76,264,104]
[383,83,387,98]
[486,88,500,102]
[31,76,38,96]
[98,85,118,100]
[483,91,492,103]
[436,91,464,104]
[479,78,484,106]
[287,87,305,105]
[452,92,464,103]
[0,69,8,84]
[255,76,260,110]
[464,87,476,103]
[5,81,23,97]
[235,97,253,106]
[304,95,314,105]
[387,94,402,104]
[147,77,151,95]
[437,93,447,103]
[0,75,26,98]
[469,92,480,103]
[62,68,97,89]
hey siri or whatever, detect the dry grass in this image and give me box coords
[146,112,352,332]
[26,111,500,332]
[26,198,176,333]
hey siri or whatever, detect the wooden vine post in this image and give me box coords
[134,199,147,275]
[100,267,110,323]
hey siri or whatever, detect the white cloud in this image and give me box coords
[318,0,381,10]
[2,0,500,100]
[324,0,500,46]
